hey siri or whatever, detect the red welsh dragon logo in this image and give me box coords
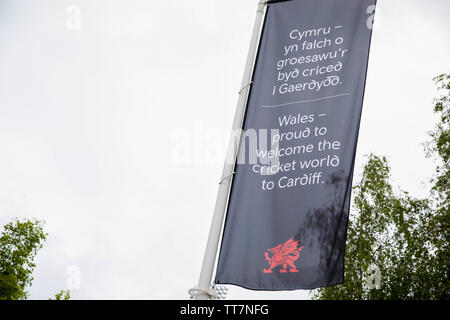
[263,238,303,273]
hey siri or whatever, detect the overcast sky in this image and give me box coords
[0,0,449,300]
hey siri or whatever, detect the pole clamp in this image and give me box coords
[239,81,253,94]
[219,172,235,184]
[188,287,217,300]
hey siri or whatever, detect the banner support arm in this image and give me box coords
[190,1,268,300]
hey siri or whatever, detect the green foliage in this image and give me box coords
[49,289,71,300]
[425,74,450,299]
[313,74,450,300]
[0,218,48,300]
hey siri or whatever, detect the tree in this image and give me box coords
[0,218,47,300]
[313,74,449,300]
[424,73,450,299]
[49,289,71,300]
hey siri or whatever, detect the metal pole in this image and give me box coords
[190,1,267,300]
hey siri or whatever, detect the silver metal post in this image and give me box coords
[189,1,267,300]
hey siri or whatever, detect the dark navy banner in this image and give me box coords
[215,0,376,290]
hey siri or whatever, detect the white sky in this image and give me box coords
[0,0,448,300]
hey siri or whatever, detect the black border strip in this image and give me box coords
[267,0,295,5]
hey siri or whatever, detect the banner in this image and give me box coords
[215,0,376,290]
